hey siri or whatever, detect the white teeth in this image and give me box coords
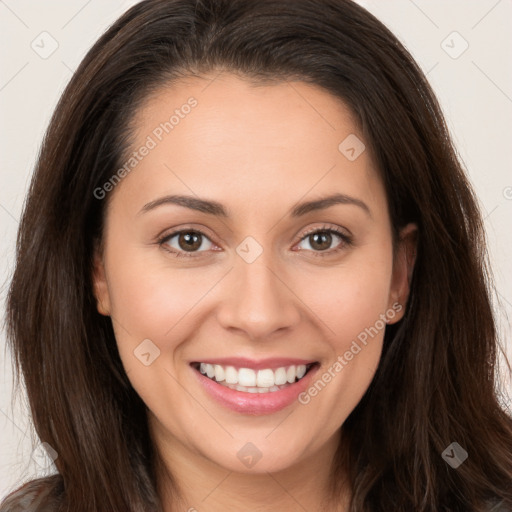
[274,367,287,385]
[238,368,256,387]
[286,365,296,383]
[197,362,313,391]
[257,369,275,387]
[222,382,285,393]
[207,365,216,379]
[225,366,238,384]
[214,365,225,382]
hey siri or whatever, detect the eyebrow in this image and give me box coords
[139,192,371,218]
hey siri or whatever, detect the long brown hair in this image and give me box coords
[2,0,511,510]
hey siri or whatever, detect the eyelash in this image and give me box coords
[157,225,353,259]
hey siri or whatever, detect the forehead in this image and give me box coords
[111,73,387,218]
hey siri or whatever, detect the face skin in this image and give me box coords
[92,73,416,511]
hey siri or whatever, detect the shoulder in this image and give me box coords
[0,476,61,512]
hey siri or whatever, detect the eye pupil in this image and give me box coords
[310,232,332,251]
[179,232,201,251]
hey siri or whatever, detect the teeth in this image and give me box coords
[223,382,284,393]
[296,365,307,379]
[238,368,256,387]
[214,365,225,382]
[256,369,275,387]
[274,367,288,385]
[225,366,238,384]
[197,362,310,390]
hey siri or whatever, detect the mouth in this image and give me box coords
[190,361,318,393]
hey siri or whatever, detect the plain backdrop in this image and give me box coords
[1,0,511,499]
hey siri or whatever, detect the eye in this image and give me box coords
[157,225,352,259]
[159,229,215,257]
[296,226,352,255]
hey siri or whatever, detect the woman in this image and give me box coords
[2,0,511,510]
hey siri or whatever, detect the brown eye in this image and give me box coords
[161,230,214,256]
[177,232,202,251]
[308,231,333,251]
[296,228,351,255]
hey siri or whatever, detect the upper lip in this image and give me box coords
[190,357,317,371]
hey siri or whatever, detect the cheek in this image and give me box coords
[106,247,213,330]
[102,242,223,378]
[298,245,394,348]
[104,250,215,421]
[291,246,393,426]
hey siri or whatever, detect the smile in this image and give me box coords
[190,359,320,415]
[192,362,314,393]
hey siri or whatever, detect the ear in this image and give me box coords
[387,223,418,324]
[92,241,111,317]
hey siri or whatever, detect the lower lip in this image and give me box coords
[192,364,319,415]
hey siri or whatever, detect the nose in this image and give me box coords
[216,251,302,341]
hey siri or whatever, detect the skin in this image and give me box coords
[92,73,416,511]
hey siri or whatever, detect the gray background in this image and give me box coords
[1,0,511,499]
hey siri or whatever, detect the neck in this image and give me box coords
[150,416,350,512]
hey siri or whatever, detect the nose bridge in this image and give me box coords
[216,243,300,339]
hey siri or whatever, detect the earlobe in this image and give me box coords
[387,223,418,324]
[92,244,111,317]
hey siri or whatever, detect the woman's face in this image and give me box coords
[93,73,415,475]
